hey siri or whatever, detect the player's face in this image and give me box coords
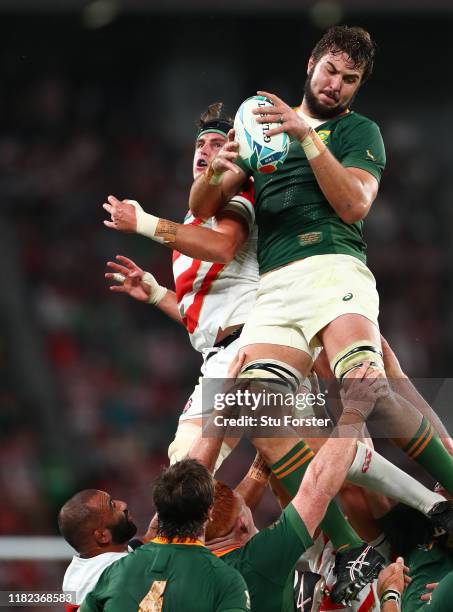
[193,132,227,179]
[94,491,138,544]
[304,51,363,119]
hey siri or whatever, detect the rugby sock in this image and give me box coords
[271,440,363,551]
[348,441,445,515]
[395,417,453,495]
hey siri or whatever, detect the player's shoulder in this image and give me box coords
[230,177,255,206]
[339,111,382,133]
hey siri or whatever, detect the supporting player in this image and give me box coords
[80,459,250,612]
[58,491,140,610]
[188,25,453,532]
[201,363,389,609]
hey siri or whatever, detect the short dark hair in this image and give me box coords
[196,102,233,131]
[311,25,377,83]
[153,459,214,541]
[58,489,101,551]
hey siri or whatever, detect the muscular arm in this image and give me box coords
[189,168,246,220]
[154,210,249,263]
[309,154,379,224]
[293,421,361,537]
[254,91,382,224]
[104,196,249,263]
[291,366,385,536]
[234,452,270,512]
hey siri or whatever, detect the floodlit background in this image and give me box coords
[1,0,452,604]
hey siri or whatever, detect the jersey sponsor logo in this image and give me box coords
[361,448,373,473]
[298,231,323,247]
[342,293,353,301]
[317,130,331,144]
[365,149,376,161]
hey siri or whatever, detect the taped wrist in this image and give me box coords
[204,163,224,185]
[127,200,165,243]
[248,453,271,483]
[380,589,401,608]
[300,127,326,160]
[142,271,167,305]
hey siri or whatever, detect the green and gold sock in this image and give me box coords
[396,417,453,495]
[271,440,363,551]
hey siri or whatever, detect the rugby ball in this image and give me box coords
[234,95,290,174]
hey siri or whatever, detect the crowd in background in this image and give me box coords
[0,11,452,596]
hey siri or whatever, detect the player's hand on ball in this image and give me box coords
[103,195,138,232]
[105,255,151,303]
[253,90,310,141]
[210,129,241,175]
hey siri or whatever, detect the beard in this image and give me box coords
[303,69,353,120]
[108,511,137,545]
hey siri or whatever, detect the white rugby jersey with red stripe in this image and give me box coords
[302,533,390,611]
[173,180,258,353]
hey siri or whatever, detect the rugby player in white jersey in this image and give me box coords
[103,103,258,470]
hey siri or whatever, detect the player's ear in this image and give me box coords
[94,527,112,545]
[207,505,215,523]
[307,56,315,74]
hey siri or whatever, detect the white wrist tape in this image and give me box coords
[126,200,165,243]
[142,271,167,305]
[300,128,326,161]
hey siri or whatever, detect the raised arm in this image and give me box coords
[234,452,271,512]
[105,255,182,324]
[188,129,247,219]
[293,364,388,536]
[103,196,249,264]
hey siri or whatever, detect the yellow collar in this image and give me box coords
[152,537,205,547]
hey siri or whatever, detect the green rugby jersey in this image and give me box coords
[236,111,385,274]
[80,538,250,612]
[401,543,453,611]
[218,503,313,612]
[376,504,453,612]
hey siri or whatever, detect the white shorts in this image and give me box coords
[238,254,380,359]
[179,337,242,421]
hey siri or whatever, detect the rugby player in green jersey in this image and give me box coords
[189,25,453,598]
[80,459,250,612]
[362,484,453,612]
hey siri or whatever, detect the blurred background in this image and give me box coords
[0,0,452,604]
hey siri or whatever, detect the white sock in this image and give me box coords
[348,441,445,515]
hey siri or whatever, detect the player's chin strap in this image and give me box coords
[237,359,303,395]
[330,340,384,383]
